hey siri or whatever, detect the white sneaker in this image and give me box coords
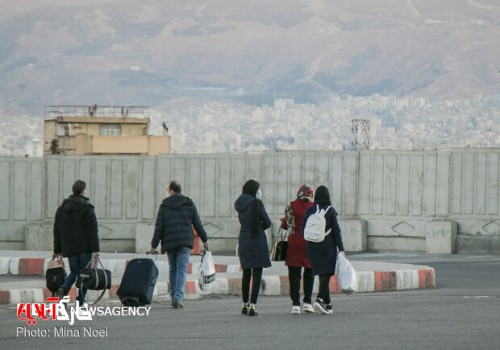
[302,303,314,313]
[291,306,301,314]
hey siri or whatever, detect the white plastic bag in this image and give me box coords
[336,254,357,295]
[199,249,216,291]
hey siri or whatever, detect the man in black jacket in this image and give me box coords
[150,180,208,309]
[53,180,100,305]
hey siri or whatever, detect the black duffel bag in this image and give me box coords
[76,258,111,291]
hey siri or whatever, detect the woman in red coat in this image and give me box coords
[281,183,315,314]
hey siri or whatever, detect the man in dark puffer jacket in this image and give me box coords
[150,180,208,309]
[53,180,100,305]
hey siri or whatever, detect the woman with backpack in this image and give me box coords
[280,183,315,314]
[302,185,346,314]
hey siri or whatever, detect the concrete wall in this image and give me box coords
[1,148,499,254]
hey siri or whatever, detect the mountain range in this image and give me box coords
[1,0,499,117]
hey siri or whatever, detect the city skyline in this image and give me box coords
[0,1,498,155]
[1,93,498,157]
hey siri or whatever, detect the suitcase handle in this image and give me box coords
[146,251,159,263]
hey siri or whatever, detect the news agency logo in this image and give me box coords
[17,296,151,326]
[17,296,89,326]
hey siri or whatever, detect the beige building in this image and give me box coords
[43,105,170,156]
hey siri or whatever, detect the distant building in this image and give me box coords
[25,138,43,157]
[43,105,170,156]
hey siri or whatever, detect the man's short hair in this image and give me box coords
[72,180,86,195]
[168,180,181,194]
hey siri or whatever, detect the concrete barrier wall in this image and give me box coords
[0,158,45,249]
[1,148,499,254]
[450,149,500,253]
[357,151,452,252]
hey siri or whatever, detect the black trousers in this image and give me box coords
[242,268,263,305]
[288,266,314,306]
[317,274,332,304]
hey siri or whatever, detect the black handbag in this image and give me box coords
[271,227,288,261]
[46,257,67,294]
[76,258,111,291]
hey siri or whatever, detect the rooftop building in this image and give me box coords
[43,105,170,156]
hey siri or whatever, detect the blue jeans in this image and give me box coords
[61,252,92,305]
[167,247,191,303]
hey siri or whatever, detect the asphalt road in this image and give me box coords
[1,253,499,350]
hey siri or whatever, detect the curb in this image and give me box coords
[0,257,242,277]
[0,267,435,305]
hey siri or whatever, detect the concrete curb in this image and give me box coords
[0,256,242,277]
[0,269,435,305]
[0,253,436,305]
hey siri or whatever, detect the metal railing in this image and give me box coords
[44,105,150,119]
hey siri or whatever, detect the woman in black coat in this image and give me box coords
[303,185,345,315]
[234,179,271,316]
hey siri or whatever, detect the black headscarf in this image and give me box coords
[242,179,261,231]
[242,180,259,197]
[314,185,332,206]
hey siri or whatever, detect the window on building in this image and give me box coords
[100,124,121,136]
[57,123,69,136]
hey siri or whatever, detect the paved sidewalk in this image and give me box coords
[0,250,436,305]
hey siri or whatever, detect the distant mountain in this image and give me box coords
[0,0,499,117]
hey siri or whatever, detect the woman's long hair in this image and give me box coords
[314,185,332,206]
[242,180,261,232]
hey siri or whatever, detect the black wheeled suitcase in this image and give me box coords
[117,257,159,307]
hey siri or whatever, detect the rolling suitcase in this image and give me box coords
[117,256,159,307]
